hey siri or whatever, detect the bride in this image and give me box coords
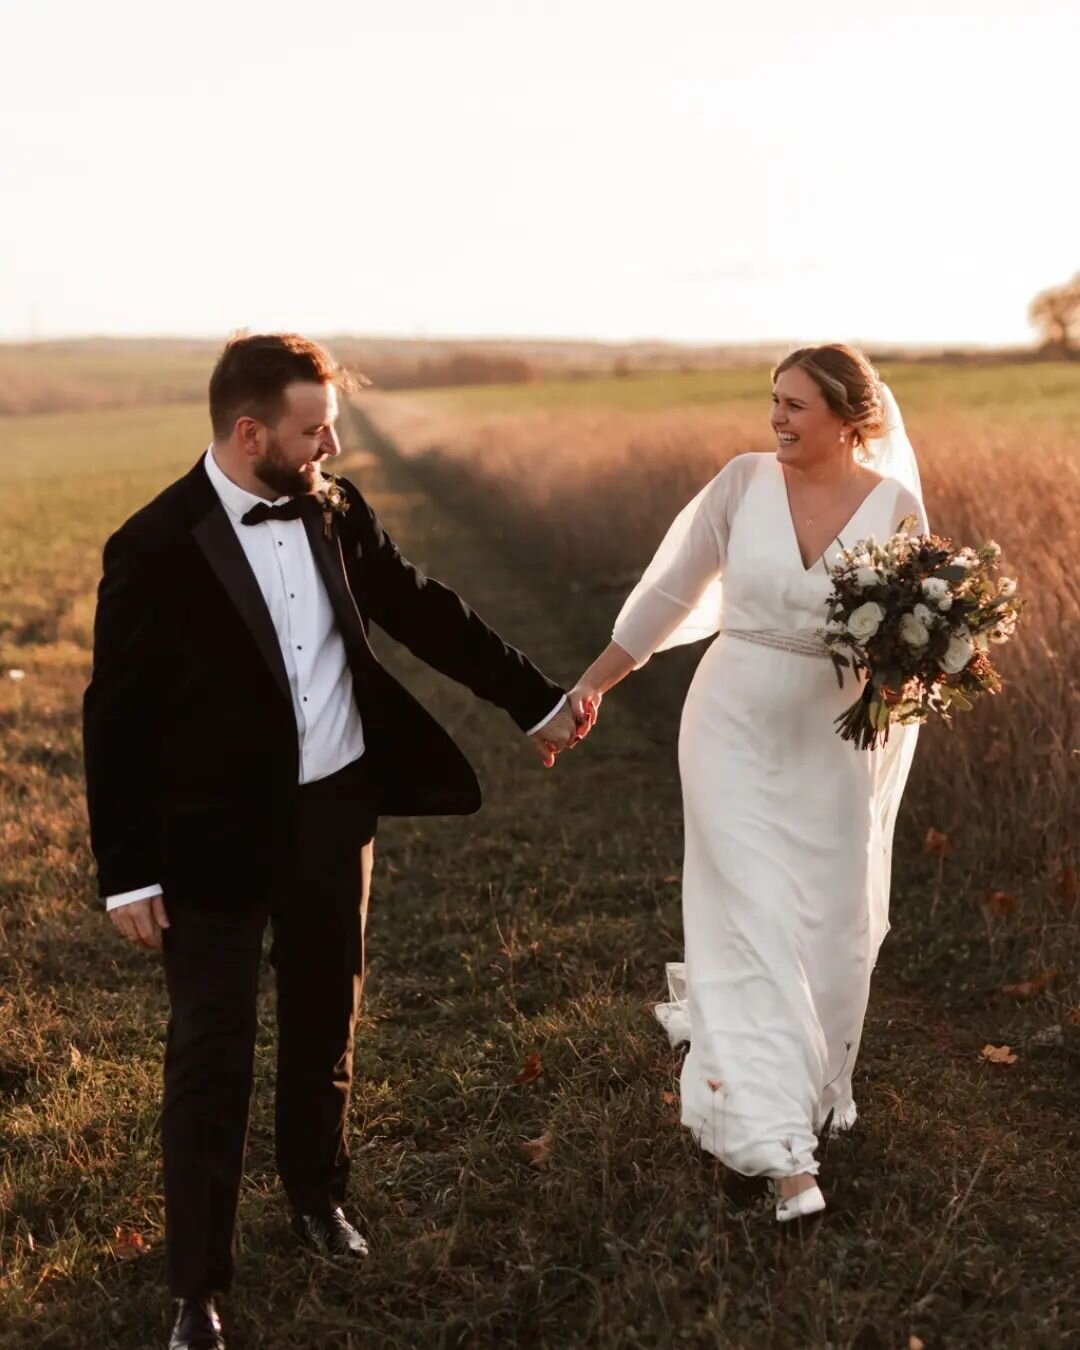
[568,344,927,1222]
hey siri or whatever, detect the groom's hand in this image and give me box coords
[110,895,170,949]
[528,703,579,767]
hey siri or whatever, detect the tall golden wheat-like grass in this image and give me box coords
[361,391,1079,951]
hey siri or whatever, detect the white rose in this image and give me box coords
[847,601,886,642]
[913,602,936,627]
[854,566,884,590]
[940,635,975,674]
[899,612,930,647]
[921,577,949,604]
[999,576,1017,597]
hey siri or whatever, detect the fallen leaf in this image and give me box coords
[660,1090,676,1106]
[29,1262,65,1297]
[519,1130,553,1167]
[924,827,953,858]
[1058,866,1079,904]
[980,1043,1018,1065]
[1066,1008,1080,1026]
[661,874,679,885]
[114,1227,148,1261]
[69,1045,83,1071]
[514,1052,544,1085]
[909,1337,926,1350]
[1001,970,1058,1000]
[1001,981,1041,1000]
[983,890,1017,918]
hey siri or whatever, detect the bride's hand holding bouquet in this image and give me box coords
[824,519,1023,750]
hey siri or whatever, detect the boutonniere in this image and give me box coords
[316,473,350,540]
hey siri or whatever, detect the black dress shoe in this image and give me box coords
[291,1206,370,1259]
[169,1297,225,1350]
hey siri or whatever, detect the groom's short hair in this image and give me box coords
[209,332,351,440]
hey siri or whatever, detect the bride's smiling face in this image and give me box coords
[770,366,850,467]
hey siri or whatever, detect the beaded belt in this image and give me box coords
[723,627,829,659]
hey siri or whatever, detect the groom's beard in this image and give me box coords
[253,435,320,499]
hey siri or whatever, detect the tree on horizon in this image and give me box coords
[1029,273,1080,355]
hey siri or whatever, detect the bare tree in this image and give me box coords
[1029,273,1080,355]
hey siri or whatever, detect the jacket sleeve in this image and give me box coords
[349,489,565,732]
[82,527,164,899]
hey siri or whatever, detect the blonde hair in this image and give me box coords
[772,343,886,451]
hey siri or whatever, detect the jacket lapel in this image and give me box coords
[192,499,293,705]
[300,505,370,654]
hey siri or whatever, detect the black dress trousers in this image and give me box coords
[160,755,377,1298]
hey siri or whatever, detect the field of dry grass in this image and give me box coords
[3,349,1080,1347]
[358,365,1080,985]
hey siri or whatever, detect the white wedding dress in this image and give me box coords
[613,451,927,1177]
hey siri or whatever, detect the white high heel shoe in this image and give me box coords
[773,1182,826,1223]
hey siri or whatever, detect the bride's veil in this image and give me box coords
[867,384,923,504]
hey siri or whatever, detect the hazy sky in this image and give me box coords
[2,0,1077,346]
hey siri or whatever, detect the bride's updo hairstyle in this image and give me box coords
[772,344,887,454]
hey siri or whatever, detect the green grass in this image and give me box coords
[0,405,208,661]
[0,342,212,415]
[398,360,1080,427]
[0,403,210,480]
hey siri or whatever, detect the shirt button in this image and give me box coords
[302,696,308,703]
[297,645,303,650]
[289,593,295,599]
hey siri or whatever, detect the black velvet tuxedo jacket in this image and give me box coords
[83,457,564,909]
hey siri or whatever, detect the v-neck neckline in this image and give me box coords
[777,460,889,574]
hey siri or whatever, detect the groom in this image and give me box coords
[83,333,580,1350]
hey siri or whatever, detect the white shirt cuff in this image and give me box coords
[106,884,164,911]
[526,695,567,736]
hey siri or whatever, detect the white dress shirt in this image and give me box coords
[107,448,565,910]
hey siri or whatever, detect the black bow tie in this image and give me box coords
[241,497,307,526]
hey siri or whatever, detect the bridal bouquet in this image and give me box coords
[823,517,1022,750]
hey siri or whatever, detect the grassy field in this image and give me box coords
[2,355,1080,1347]
[358,364,1080,951]
[397,360,1080,423]
[0,343,213,416]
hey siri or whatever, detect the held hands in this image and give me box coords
[528,702,581,768]
[568,682,602,740]
[528,684,603,768]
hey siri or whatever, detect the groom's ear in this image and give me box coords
[234,416,265,456]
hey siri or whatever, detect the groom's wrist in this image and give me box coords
[525,695,568,737]
[105,883,164,912]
